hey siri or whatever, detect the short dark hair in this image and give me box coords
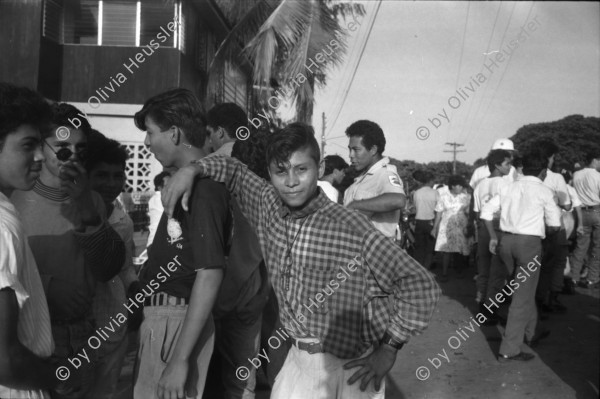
[512,155,523,169]
[521,153,548,177]
[412,170,434,184]
[535,139,559,161]
[153,171,171,191]
[266,122,320,168]
[47,102,92,138]
[323,155,348,176]
[584,150,600,166]
[486,149,511,172]
[231,127,270,181]
[134,88,207,148]
[447,174,468,188]
[207,103,248,139]
[85,130,129,172]
[0,83,52,147]
[345,120,386,155]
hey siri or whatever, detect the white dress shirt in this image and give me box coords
[543,169,571,208]
[146,191,163,246]
[480,176,561,238]
[473,176,510,214]
[469,164,517,189]
[317,180,339,203]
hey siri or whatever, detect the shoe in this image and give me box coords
[498,352,535,363]
[577,280,600,289]
[525,330,550,348]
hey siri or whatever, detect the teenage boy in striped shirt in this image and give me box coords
[162,123,440,399]
[0,83,78,398]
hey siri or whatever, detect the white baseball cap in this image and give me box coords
[491,138,514,151]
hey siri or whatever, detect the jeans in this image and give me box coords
[570,207,600,283]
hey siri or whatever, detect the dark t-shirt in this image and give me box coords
[141,178,231,299]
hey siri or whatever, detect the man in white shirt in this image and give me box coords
[481,153,561,363]
[470,138,517,189]
[412,170,439,269]
[473,149,512,324]
[569,151,600,288]
[318,155,348,203]
[344,120,406,238]
[535,140,572,313]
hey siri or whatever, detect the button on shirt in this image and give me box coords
[573,168,600,206]
[192,156,440,359]
[343,157,405,238]
[480,176,562,238]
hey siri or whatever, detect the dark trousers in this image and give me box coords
[538,228,568,301]
[413,219,435,268]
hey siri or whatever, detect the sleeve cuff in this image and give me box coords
[0,271,30,308]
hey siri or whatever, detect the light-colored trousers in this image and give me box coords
[133,305,215,399]
[271,344,384,399]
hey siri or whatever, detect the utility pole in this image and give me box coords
[444,142,466,174]
[321,112,326,159]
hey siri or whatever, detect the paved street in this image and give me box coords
[119,233,599,399]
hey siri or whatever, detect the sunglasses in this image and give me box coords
[44,141,87,162]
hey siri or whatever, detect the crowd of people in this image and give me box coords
[1,83,441,399]
[1,81,598,398]
[408,137,600,361]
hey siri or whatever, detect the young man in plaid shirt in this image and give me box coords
[162,123,440,398]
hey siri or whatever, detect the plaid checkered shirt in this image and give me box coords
[192,156,440,359]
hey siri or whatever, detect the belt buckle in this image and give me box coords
[306,342,322,354]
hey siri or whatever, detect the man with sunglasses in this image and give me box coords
[11,103,125,398]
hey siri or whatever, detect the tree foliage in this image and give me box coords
[510,115,600,171]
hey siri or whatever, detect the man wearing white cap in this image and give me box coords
[470,138,518,189]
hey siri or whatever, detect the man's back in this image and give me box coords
[573,168,600,206]
[413,186,438,220]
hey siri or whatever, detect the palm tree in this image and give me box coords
[210,0,365,123]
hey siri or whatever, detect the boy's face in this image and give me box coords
[348,136,377,173]
[144,116,178,168]
[496,157,512,176]
[269,147,319,210]
[0,124,45,195]
[88,162,126,205]
[43,126,87,177]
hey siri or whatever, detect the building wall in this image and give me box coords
[0,0,43,87]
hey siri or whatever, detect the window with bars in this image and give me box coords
[123,143,153,193]
[43,0,179,48]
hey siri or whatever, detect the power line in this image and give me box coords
[455,1,503,143]
[447,2,471,139]
[326,0,382,137]
[444,142,466,174]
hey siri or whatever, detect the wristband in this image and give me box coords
[380,332,405,350]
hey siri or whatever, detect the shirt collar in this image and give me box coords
[519,175,543,184]
[359,157,390,178]
[33,179,69,201]
[277,188,329,219]
[213,141,235,156]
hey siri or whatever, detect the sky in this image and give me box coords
[311,1,600,164]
